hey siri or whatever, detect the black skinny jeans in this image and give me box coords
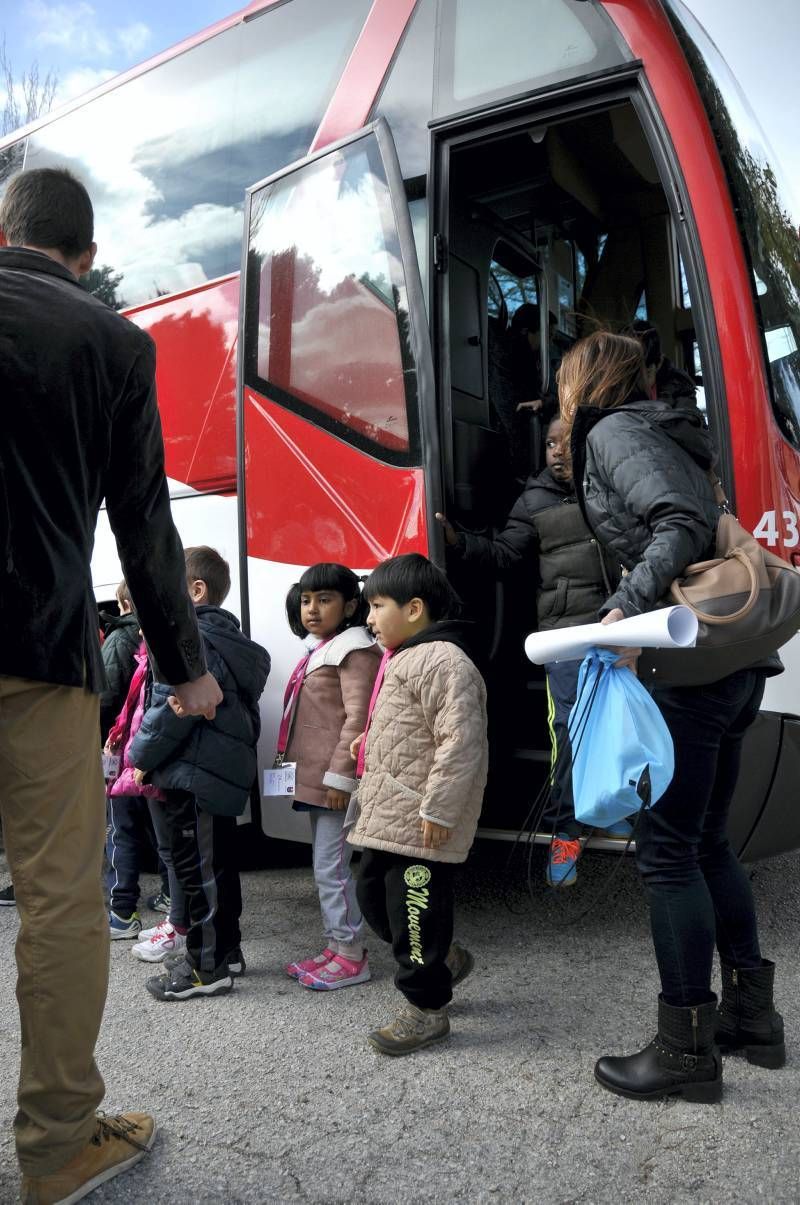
[635,668,766,1006]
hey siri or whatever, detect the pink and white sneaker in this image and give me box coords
[131,922,187,963]
[137,918,172,942]
[299,951,371,991]
[285,948,334,980]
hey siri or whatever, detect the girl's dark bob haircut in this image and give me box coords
[286,563,368,638]
[363,554,461,622]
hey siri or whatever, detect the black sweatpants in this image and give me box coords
[162,790,242,973]
[357,849,454,1010]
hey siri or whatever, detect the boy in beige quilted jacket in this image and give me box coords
[349,553,489,1055]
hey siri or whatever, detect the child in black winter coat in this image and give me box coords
[99,580,141,742]
[437,415,625,887]
[130,546,270,1000]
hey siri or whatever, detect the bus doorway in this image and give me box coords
[432,91,750,843]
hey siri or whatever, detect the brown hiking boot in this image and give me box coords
[21,1112,156,1204]
[368,1003,450,1056]
[445,941,475,987]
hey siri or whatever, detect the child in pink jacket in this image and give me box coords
[105,641,187,959]
[278,563,381,991]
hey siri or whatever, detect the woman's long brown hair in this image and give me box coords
[558,331,648,441]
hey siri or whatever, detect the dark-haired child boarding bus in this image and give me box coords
[349,554,489,1056]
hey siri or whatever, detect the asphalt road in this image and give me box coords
[0,838,798,1204]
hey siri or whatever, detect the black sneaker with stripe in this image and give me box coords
[145,957,233,1002]
[163,946,246,978]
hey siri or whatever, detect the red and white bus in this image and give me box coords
[3,0,798,859]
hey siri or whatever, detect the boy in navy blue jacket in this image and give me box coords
[130,547,270,1000]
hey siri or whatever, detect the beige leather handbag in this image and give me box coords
[639,489,800,686]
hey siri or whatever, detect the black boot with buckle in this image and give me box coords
[594,994,722,1103]
[716,959,785,1068]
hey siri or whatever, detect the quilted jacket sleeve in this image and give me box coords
[128,681,202,772]
[455,491,540,578]
[323,649,381,794]
[416,650,488,828]
[589,418,715,616]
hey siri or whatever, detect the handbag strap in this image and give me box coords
[671,546,760,624]
[670,469,760,625]
[707,469,730,511]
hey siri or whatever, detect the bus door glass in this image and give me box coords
[240,121,437,836]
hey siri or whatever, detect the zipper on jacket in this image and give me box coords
[591,538,613,595]
[732,967,740,1018]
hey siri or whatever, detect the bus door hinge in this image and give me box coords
[433,232,448,273]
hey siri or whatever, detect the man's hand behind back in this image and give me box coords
[169,672,222,720]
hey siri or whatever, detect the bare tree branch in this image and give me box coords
[1,34,58,138]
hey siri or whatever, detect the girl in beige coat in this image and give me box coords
[279,563,381,991]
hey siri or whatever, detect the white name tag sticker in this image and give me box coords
[263,763,297,796]
[102,751,120,779]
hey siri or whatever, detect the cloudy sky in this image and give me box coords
[1,1,235,108]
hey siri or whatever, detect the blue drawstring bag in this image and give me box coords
[569,648,674,828]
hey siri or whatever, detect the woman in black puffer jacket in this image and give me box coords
[561,331,784,1104]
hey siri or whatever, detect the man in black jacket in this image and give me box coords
[0,168,222,1201]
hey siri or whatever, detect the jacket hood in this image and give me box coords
[100,611,139,634]
[619,397,714,469]
[196,606,270,702]
[573,395,714,472]
[305,624,375,673]
[522,466,574,500]
[397,620,484,676]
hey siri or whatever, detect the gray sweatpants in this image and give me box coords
[309,806,363,955]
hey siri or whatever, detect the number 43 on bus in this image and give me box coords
[754,510,800,549]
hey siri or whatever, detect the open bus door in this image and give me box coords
[429,73,799,857]
[237,119,439,842]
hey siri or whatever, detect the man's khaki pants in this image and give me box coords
[0,676,108,1177]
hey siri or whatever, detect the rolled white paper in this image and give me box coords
[524,605,698,665]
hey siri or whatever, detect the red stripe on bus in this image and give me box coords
[310,0,418,153]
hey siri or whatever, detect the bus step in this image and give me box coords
[477,827,637,852]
